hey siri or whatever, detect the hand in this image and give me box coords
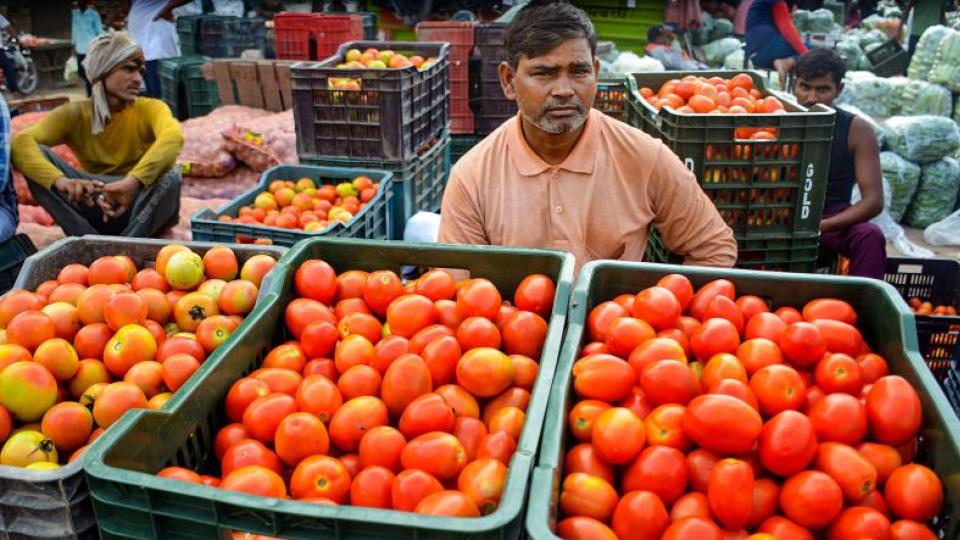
[53,177,103,206]
[97,176,140,221]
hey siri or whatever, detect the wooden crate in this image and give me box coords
[202,59,294,112]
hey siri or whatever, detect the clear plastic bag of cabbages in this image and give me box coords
[908,25,954,81]
[904,157,960,228]
[880,151,922,222]
[701,37,742,66]
[899,80,953,118]
[609,52,664,75]
[837,72,894,118]
[929,30,960,92]
[793,9,810,32]
[724,49,748,69]
[807,9,836,32]
[710,18,734,42]
[835,39,865,71]
[884,116,960,164]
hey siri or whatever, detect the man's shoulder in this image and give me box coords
[593,110,666,156]
[450,117,516,181]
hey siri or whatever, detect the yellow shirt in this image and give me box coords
[12,97,184,189]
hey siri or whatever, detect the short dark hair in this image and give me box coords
[504,0,597,68]
[795,48,846,86]
[647,24,667,43]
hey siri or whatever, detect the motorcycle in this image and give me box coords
[0,33,38,96]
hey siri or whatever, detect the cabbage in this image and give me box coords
[837,73,894,117]
[723,49,749,70]
[884,116,960,164]
[880,151,922,221]
[885,77,911,117]
[835,39,865,70]
[904,157,960,227]
[899,80,953,117]
[701,37,742,66]
[929,30,960,92]
[602,52,664,77]
[908,25,954,81]
[807,9,836,33]
[710,18,734,42]
[793,10,810,32]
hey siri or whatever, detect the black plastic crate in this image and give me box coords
[625,70,836,239]
[175,14,223,56]
[157,55,211,120]
[595,79,627,120]
[471,22,516,135]
[645,227,820,273]
[868,39,910,77]
[360,11,378,40]
[301,133,450,239]
[198,16,267,58]
[291,40,449,160]
[0,233,35,295]
[884,257,960,382]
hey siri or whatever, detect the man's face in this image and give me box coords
[794,73,841,108]
[103,58,144,103]
[500,38,599,136]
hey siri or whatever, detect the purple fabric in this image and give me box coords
[821,205,887,280]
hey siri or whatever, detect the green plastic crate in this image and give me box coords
[181,62,220,118]
[527,260,960,539]
[158,55,212,120]
[645,227,821,273]
[451,134,481,164]
[0,233,35,295]
[190,165,394,245]
[625,70,836,239]
[0,236,283,540]
[301,133,450,239]
[84,238,575,540]
[572,0,665,55]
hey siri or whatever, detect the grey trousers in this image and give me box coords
[27,146,181,237]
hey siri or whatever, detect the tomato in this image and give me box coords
[369,335,410,375]
[514,274,555,318]
[814,353,863,395]
[509,354,539,391]
[703,295,744,334]
[564,443,615,484]
[398,392,455,439]
[572,354,636,402]
[857,443,902,484]
[605,317,656,358]
[274,412,330,467]
[476,430,517,465]
[644,404,690,450]
[858,489,890,515]
[749,364,806,416]
[350,466,395,509]
[857,353,889,384]
[401,432,467,481]
[686,448,720,493]
[559,472,619,521]
[214,423,251,460]
[689,279,736,321]
[632,286,682,331]
[335,298,372,320]
[677,316,702,338]
[657,328,690,357]
[657,274,694,311]
[640,360,700,406]
[335,269,368,301]
[811,319,863,357]
[220,438,282,477]
[746,478,780,529]
[587,302,630,342]
[418,336,461,388]
[709,379,759,410]
[333,334,375,374]
[611,490,669,540]
[337,312,382,344]
[392,469,444,512]
[408,324,456,355]
[363,270,404,316]
[293,259,337,304]
[735,295,769,323]
[671,492,712,521]
[455,347,514,398]
[775,307,803,324]
[358,425,406,472]
[436,384,481,419]
[702,353,748,389]
[251,368,302,396]
[758,410,818,477]
[827,507,891,540]
[487,406,524,441]
[708,458,753,530]
[744,313,788,343]
[337,364,382,399]
[434,299,461,329]
[284,298,335,340]
[263,342,308,372]
[779,471,844,529]
[555,517,618,540]
[817,442,877,502]
[329,396,389,452]
[809,392,868,445]
[157,466,202,484]
[613,294,636,312]
[295,374,342,423]
[242,392,296,443]
[622,446,688,505]
[221,465,286,498]
[381,353,433,417]
[690,318,740,361]
[385,294,437,339]
[456,279,502,320]
[884,464,943,522]
[736,338,783,375]
[683,394,762,454]
[568,400,612,442]
[779,322,826,368]
[758,517,814,540]
[502,311,548,358]
[620,387,655,419]
[416,489,482,516]
[890,520,938,540]
[802,298,857,325]
[591,407,646,465]
[661,517,723,540]
[290,455,351,502]
[628,338,687,377]
[415,270,457,302]
[866,376,922,446]
[155,335,205,364]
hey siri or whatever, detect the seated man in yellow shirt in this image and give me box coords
[12,31,183,237]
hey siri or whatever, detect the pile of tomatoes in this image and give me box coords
[555,275,943,540]
[0,245,276,470]
[907,298,958,317]
[155,260,557,520]
[219,176,378,233]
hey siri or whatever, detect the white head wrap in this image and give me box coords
[82,31,143,135]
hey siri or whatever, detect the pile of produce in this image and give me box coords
[793,8,841,33]
[908,25,955,82]
[927,29,960,93]
[222,110,297,173]
[179,106,295,178]
[0,245,277,469]
[904,157,960,228]
[907,298,958,316]
[898,80,953,118]
[700,38,742,68]
[880,151,922,222]
[638,73,785,123]
[329,47,438,90]
[552,275,943,539]
[218,175,380,231]
[153,259,557,518]
[884,116,960,164]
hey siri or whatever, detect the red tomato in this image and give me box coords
[350,466,395,509]
[363,270,405,316]
[274,412,330,467]
[295,374,343,423]
[775,307,803,324]
[689,279,736,321]
[817,442,878,502]
[555,517,618,540]
[453,416,487,462]
[746,478,781,529]
[611,490,670,540]
[386,294,437,339]
[221,466,286,498]
[815,353,863,395]
[564,443,615,485]
[644,404,690,450]
[690,318,740,361]
[572,354,636,402]
[415,490,480,517]
[779,322,826,368]
[758,516,815,540]
[866,376,922,446]
[735,338,783,376]
[857,442,902,484]
[294,259,337,304]
[514,274,555,318]
[779,471,844,529]
[686,448,720,493]
[702,353,748,390]
[290,455,351,502]
[328,396,389,452]
[414,270,457,302]
[242,393,296,443]
[683,394,762,454]
[662,517,723,540]
[749,364,806,416]
[657,274,694,312]
[758,410,818,477]
[802,298,857,325]
[628,337,687,377]
[735,295,769,323]
[857,353,890,384]
[890,520,938,540]
[501,311,548,358]
[358,425,406,472]
[709,379,759,410]
[224,377,270,423]
[456,279,502,320]
[591,407,646,465]
[827,507,891,540]
[587,302,629,342]
[398,392,456,439]
[744,313,787,343]
[640,359,700,406]
[392,469,444,512]
[220,438,282,477]
[703,295,744,334]
[401,432,468,481]
[605,317,656,358]
[559,472,619,522]
[623,445,689,505]
[884,464,943,522]
[809,392,868,445]
[811,319,863,357]
[458,458,508,514]
[708,458,753,530]
[671,492,712,521]
[858,489,890,515]
[632,286,682,331]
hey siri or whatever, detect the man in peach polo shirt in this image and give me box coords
[439,1,737,272]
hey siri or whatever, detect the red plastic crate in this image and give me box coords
[416,21,475,133]
[274,12,363,60]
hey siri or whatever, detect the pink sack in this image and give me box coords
[222,109,298,172]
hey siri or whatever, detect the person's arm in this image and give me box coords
[155,0,194,21]
[11,106,75,189]
[899,0,916,38]
[821,118,884,234]
[649,145,738,267]
[438,167,490,246]
[771,0,808,55]
[127,99,184,187]
[91,8,104,34]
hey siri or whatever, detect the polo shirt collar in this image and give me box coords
[508,109,601,177]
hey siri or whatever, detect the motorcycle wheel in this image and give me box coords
[17,58,37,95]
